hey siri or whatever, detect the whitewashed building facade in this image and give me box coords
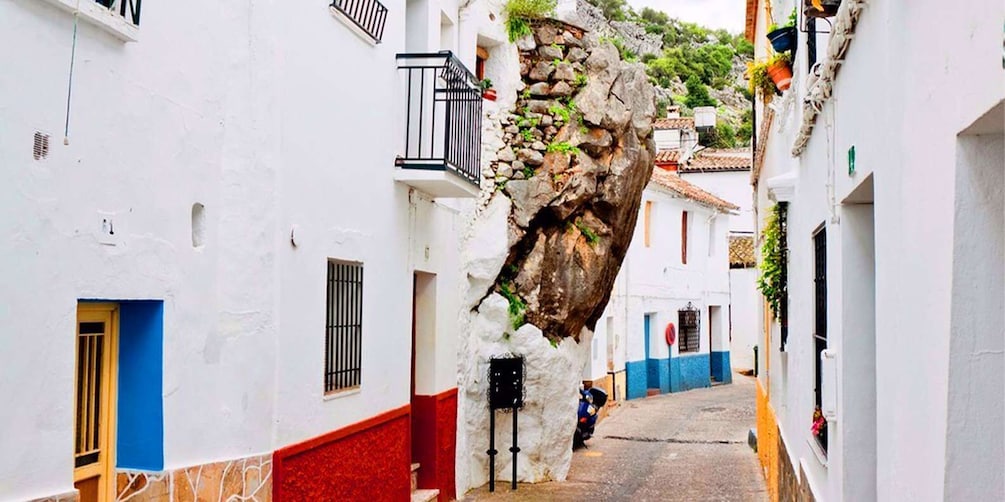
[0,0,510,500]
[746,0,1003,500]
[585,168,737,402]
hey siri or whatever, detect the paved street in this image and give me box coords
[466,373,766,501]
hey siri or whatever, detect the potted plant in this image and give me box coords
[479,78,497,101]
[767,8,798,53]
[804,0,841,18]
[766,52,793,92]
[811,406,828,450]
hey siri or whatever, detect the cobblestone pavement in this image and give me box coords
[464,373,767,502]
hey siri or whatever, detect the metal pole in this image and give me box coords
[510,408,520,490]
[488,411,497,492]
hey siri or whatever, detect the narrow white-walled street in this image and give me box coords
[466,374,765,501]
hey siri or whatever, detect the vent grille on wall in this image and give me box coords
[33,132,49,160]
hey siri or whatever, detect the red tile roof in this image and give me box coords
[680,148,753,172]
[654,117,694,130]
[654,149,681,164]
[649,169,740,212]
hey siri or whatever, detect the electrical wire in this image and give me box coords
[63,0,82,145]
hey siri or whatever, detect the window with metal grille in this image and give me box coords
[95,0,142,26]
[329,0,388,43]
[813,227,828,453]
[325,260,363,393]
[678,304,700,353]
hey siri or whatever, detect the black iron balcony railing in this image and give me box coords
[330,0,388,44]
[96,0,141,26]
[396,52,482,186]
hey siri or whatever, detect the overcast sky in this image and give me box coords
[627,0,745,34]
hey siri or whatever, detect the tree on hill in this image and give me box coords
[684,75,717,108]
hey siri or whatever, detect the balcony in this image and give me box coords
[395,52,482,198]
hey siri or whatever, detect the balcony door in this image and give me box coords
[74,304,119,502]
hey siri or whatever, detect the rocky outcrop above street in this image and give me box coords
[555,0,663,57]
[459,18,657,488]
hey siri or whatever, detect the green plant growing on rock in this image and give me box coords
[757,204,787,320]
[499,281,528,328]
[547,141,581,155]
[548,103,571,122]
[521,88,532,100]
[522,165,535,178]
[574,73,588,87]
[504,0,556,42]
[574,219,600,245]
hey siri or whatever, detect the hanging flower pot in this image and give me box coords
[767,26,797,53]
[482,88,498,101]
[767,58,793,91]
[804,0,841,18]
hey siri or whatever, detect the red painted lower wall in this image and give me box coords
[273,405,411,501]
[411,388,458,501]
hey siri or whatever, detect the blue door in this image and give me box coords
[643,314,651,361]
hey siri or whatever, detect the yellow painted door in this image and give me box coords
[74,304,118,502]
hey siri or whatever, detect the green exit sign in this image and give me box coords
[848,146,856,175]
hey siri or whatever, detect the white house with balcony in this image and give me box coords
[0,0,508,500]
[746,0,1003,500]
[585,167,738,404]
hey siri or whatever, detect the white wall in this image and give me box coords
[590,184,731,371]
[680,170,754,234]
[728,268,758,370]
[0,0,496,499]
[945,118,1004,500]
[751,0,1005,500]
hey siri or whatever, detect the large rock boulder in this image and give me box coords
[459,18,656,490]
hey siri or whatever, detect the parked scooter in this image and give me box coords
[573,387,608,448]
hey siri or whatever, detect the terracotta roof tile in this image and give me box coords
[649,169,740,212]
[680,148,753,172]
[729,235,756,268]
[655,149,681,163]
[654,117,694,130]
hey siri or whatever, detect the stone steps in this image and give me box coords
[411,489,440,502]
[410,462,439,502]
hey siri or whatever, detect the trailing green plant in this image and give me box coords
[479,78,493,91]
[769,7,798,32]
[547,141,581,155]
[757,204,787,320]
[504,0,556,42]
[574,219,599,245]
[499,281,528,328]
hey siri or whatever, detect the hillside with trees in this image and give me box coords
[586,0,754,147]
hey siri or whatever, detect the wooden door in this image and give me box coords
[74,304,118,502]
